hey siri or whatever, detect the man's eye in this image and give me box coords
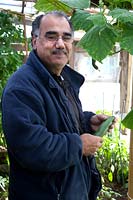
[63,35,72,41]
[46,35,57,40]
[44,33,73,43]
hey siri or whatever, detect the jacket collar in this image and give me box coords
[26,50,85,91]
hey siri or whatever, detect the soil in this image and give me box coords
[111,183,128,200]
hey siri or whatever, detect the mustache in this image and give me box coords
[52,49,67,55]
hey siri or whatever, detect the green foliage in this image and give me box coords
[77,23,117,62]
[34,0,133,63]
[87,110,129,198]
[95,120,129,198]
[71,7,133,62]
[61,0,90,9]
[0,11,24,98]
[103,0,133,9]
[96,124,129,185]
[0,176,8,200]
[121,108,133,129]
[35,0,73,14]
[69,10,93,31]
[109,8,133,23]
[0,11,24,94]
[97,185,121,200]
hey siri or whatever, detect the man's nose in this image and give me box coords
[55,37,65,48]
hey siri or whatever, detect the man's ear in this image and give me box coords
[31,35,37,50]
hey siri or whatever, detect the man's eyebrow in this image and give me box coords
[45,31,72,36]
[63,32,72,36]
[45,31,57,35]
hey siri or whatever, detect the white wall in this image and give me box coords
[74,50,120,113]
[79,81,120,113]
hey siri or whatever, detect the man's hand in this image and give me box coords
[90,114,116,132]
[80,134,103,156]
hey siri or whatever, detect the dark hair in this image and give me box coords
[31,14,44,37]
[31,11,74,37]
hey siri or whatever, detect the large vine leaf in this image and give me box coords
[71,10,106,31]
[77,24,117,62]
[87,13,107,26]
[35,0,73,14]
[35,0,90,14]
[61,0,90,9]
[121,109,133,129]
[71,10,93,31]
[109,8,133,23]
[120,23,133,54]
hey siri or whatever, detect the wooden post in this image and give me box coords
[128,131,133,200]
[119,51,132,113]
[128,55,133,200]
[22,14,29,62]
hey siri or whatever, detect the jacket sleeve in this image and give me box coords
[2,87,82,172]
[83,111,96,133]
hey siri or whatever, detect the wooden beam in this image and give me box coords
[119,51,132,113]
[128,55,133,200]
[22,14,29,60]
[128,131,133,200]
[126,54,132,112]
[11,43,26,51]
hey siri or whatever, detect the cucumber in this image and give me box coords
[95,116,115,137]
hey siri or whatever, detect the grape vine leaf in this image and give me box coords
[121,109,133,129]
[77,24,117,62]
[35,0,90,14]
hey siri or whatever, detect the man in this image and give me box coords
[1,11,113,200]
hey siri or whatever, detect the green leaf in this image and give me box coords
[120,23,133,54]
[71,10,92,31]
[87,13,107,26]
[35,0,90,12]
[109,8,133,23]
[61,0,90,9]
[108,171,113,182]
[121,109,133,129]
[34,0,73,14]
[77,25,117,62]
[71,10,106,32]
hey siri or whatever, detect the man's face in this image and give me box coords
[34,15,73,75]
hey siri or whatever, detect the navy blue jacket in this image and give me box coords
[1,50,101,200]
